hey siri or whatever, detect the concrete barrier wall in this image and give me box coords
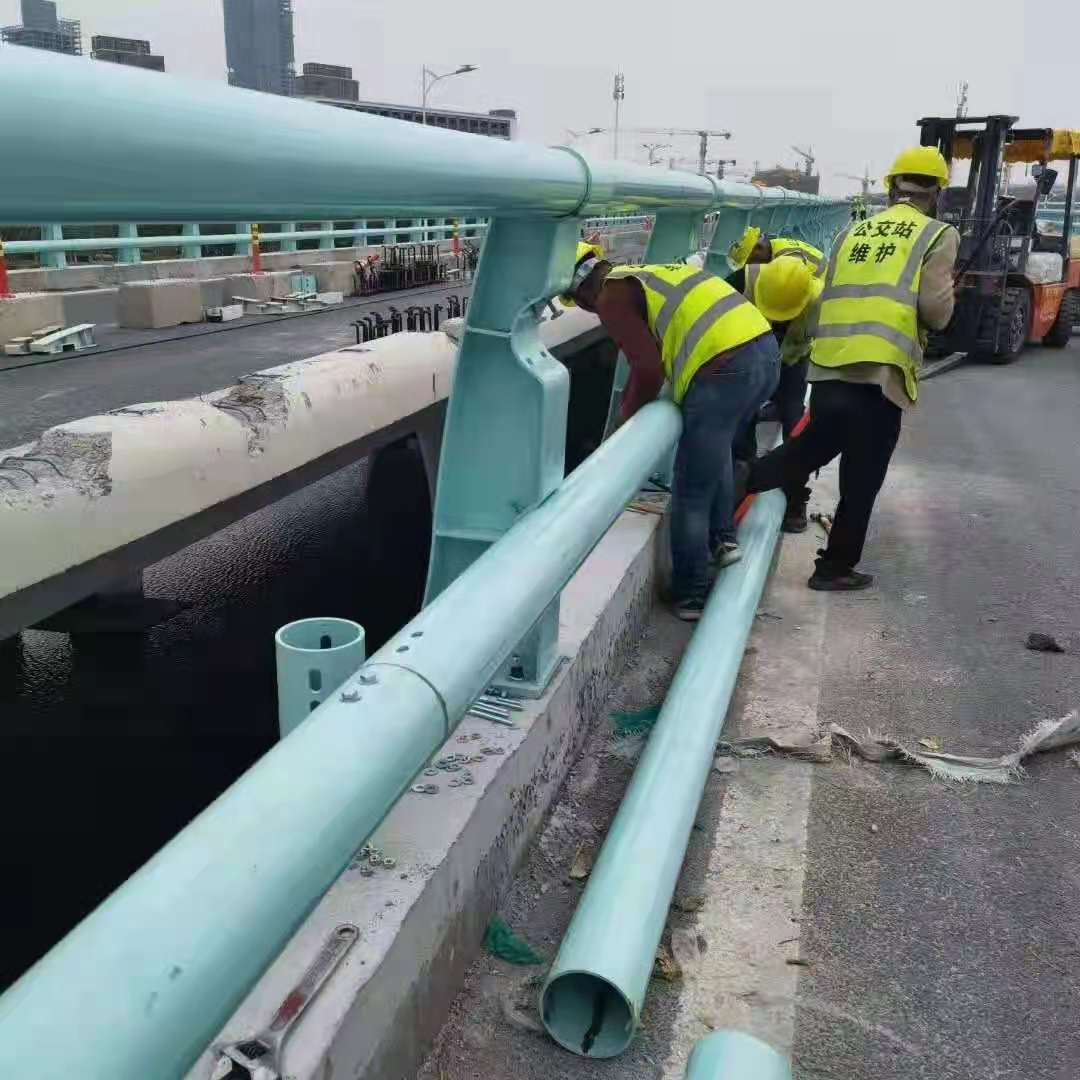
[0,309,602,638]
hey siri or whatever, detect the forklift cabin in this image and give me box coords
[918,116,1079,362]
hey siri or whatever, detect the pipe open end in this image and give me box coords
[540,972,635,1059]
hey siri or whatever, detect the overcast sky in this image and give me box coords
[2,0,1076,195]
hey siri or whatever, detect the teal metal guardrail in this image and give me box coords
[1,215,652,266]
[0,45,848,1077]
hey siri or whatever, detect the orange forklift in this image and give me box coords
[918,116,1079,362]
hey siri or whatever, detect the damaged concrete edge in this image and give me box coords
[187,507,666,1080]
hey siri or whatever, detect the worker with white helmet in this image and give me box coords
[740,146,960,591]
[740,255,822,531]
[562,243,779,621]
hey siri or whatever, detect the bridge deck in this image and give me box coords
[422,339,1080,1080]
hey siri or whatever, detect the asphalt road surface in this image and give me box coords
[423,336,1080,1080]
[0,282,470,448]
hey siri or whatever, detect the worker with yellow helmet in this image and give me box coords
[739,256,822,531]
[562,242,779,622]
[740,145,959,591]
[727,226,827,277]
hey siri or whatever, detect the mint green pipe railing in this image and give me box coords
[0,403,682,1080]
[685,1031,792,1079]
[540,489,786,1057]
[2,215,652,259]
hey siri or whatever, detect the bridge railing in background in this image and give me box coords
[0,214,653,269]
[0,45,849,1078]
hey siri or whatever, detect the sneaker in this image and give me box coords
[713,542,743,568]
[674,597,707,622]
[807,569,874,591]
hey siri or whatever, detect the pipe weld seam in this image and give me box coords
[551,145,594,219]
[364,661,452,737]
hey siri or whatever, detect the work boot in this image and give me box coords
[782,487,811,534]
[674,596,707,622]
[807,569,874,591]
[711,541,743,568]
[807,550,873,592]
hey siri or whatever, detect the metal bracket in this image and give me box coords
[424,216,579,697]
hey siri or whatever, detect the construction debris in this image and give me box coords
[652,943,682,982]
[1026,632,1066,653]
[4,322,95,356]
[718,710,1080,784]
[483,917,544,966]
[567,845,593,881]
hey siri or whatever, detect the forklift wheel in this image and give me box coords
[984,287,1031,365]
[1042,289,1079,349]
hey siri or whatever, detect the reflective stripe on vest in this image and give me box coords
[608,264,770,403]
[810,204,948,403]
[770,237,826,276]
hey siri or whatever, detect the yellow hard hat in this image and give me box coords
[727,226,762,272]
[883,146,950,189]
[560,241,606,306]
[753,256,823,322]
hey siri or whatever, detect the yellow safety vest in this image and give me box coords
[770,237,826,277]
[608,263,770,404]
[743,264,814,367]
[811,204,949,403]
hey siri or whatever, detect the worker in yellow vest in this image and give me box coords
[741,256,822,531]
[727,226,827,278]
[741,146,959,591]
[563,244,779,621]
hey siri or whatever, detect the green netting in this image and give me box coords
[483,916,545,965]
[611,704,662,737]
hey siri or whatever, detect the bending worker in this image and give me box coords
[563,244,779,622]
[742,146,959,591]
[741,255,822,532]
[727,225,826,278]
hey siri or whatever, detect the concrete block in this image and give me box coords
[0,292,64,342]
[206,304,244,323]
[198,278,228,311]
[117,279,204,329]
[313,261,357,297]
[225,271,294,301]
[60,288,118,327]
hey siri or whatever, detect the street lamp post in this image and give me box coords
[612,72,625,159]
[421,63,478,127]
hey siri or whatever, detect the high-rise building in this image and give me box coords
[314,99,517,141]
[222,0,295,96]
[92,35,165,72]
[1,0,81,55]
[294,62,359,103]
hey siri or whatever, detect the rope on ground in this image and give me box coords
[717,709,1080,785]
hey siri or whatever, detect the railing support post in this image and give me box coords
[424,215,578,696]
[181,223,203,260]
[319,221,335,250]
[39,224,66,269]
[235,223,251,257]
[280,222,298,253]
[117,222,141,264]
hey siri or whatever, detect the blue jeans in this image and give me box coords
[671,333,780,601]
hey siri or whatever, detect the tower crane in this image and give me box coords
[583,126,732,174]
[791,145,816,178]
[837,166,877,198]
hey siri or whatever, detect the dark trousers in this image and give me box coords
[775,359,809,439]
[747,380,902,574]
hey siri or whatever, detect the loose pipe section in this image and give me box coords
[540,489,786,1057]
